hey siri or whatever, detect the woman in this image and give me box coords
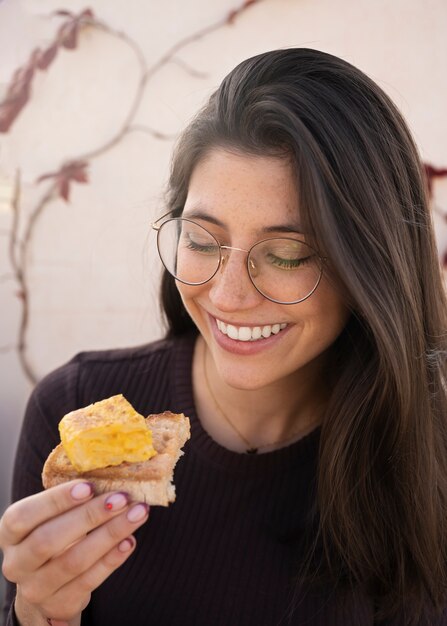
[1,48,447,626]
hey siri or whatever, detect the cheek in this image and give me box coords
[176,282,205,323]
[300,282,350,343]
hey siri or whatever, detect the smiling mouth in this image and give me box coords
[215,318,288,342]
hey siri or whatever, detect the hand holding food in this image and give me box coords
[0,480,149,624]
[0,396,190,624]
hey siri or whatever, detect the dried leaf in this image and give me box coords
[57,9,94,49]
[12,60,35,92]
[36,44,58,70]
[1,8,97,132]
[60,178,70,201]
[80,8,94,19]
[0,61,34,132]
[70,169,89,183]
[37,161,89,202]
[52,10,75,17]
[424,162,447,199]
[58,21,79,49]
[0,98,27,132]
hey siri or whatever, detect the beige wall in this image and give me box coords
[1,0,446,519]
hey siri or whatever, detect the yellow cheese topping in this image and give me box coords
[59,394,157,472]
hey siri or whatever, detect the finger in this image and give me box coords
[10,492,133,576]
[0,481,94,547]
[34,536,137,623]
[77,535,138,592]
[31,504,149,599]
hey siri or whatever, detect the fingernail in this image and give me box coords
[127,503,149,523]
[118,536,136,552]
[104,492,130,511]
[70,482,93,500]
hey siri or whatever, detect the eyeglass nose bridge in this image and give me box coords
[219,244,249,254]
[218,244,258,275]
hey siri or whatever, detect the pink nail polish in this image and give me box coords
[118,536,136,552]
[104,492,130,511]
[70,482,93,500]
[127,503,149,522]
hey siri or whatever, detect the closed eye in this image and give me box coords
[266,253,313,270]
[185,238,219,255]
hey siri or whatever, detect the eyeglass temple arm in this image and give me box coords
[152,210,173,231]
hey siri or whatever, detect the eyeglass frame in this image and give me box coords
[152,210,327,305]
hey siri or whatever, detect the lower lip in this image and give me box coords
[207,314,291,355]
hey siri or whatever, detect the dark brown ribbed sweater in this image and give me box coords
[2,333,445,626]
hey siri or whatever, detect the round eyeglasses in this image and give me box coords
[152,213,325,305]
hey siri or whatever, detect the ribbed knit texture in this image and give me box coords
[3,333,444,626]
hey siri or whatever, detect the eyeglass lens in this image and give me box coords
[157,218,323,304]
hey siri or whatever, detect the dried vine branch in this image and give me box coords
[0,0,263,385]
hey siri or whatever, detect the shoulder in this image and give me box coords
[31,332,197,422]
[71,335,178,380]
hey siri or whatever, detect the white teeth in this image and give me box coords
[238,327,252,342]
[227,324,239,340]
[216,318,288,341]
[261,325,272,338]
[252,326,262,340]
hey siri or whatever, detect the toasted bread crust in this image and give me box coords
[42,411,190,506]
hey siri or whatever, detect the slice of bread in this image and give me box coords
[42,411,190,506]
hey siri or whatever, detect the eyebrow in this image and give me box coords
[182,209,305,235]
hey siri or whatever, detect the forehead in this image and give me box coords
[184,148,301,232]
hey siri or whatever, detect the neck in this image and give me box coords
[193,337,326,453]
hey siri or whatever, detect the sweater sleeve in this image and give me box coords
[2,358,81,626]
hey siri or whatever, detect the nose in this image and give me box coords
[208,248,263,311]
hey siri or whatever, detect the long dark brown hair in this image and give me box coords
[159,48,447,622]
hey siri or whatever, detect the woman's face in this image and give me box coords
[176,148,350,391]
